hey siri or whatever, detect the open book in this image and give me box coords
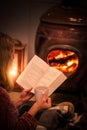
[16,55,67,96]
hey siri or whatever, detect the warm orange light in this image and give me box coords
[9,53,18,78]
[47,50,79,74]
[9,66,18,77]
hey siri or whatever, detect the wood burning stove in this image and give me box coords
[35,5,87,106]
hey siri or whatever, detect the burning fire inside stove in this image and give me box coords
[47,50,79,74]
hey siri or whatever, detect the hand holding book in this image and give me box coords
[16,55,67,96]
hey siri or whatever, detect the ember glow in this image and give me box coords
[47,50,79,73]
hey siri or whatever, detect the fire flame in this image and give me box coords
[47,50,79,73]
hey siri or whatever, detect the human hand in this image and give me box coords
[28,93,51,117]
[36,93,51,110]
[14,88,34,107]
[20,88,34,103]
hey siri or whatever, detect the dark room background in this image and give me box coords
[0,0,87,67]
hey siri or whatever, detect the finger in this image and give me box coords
[41,93,48,101]
[23,88,33,96]
[28,92,34,98]
[22,93,34,102]
[25,87,33,93]
[47,98,52,106]
[20,88,33,98]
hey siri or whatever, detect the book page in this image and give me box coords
[16,55,49,90]
[35,67,67,95]
[16,55,67,95]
